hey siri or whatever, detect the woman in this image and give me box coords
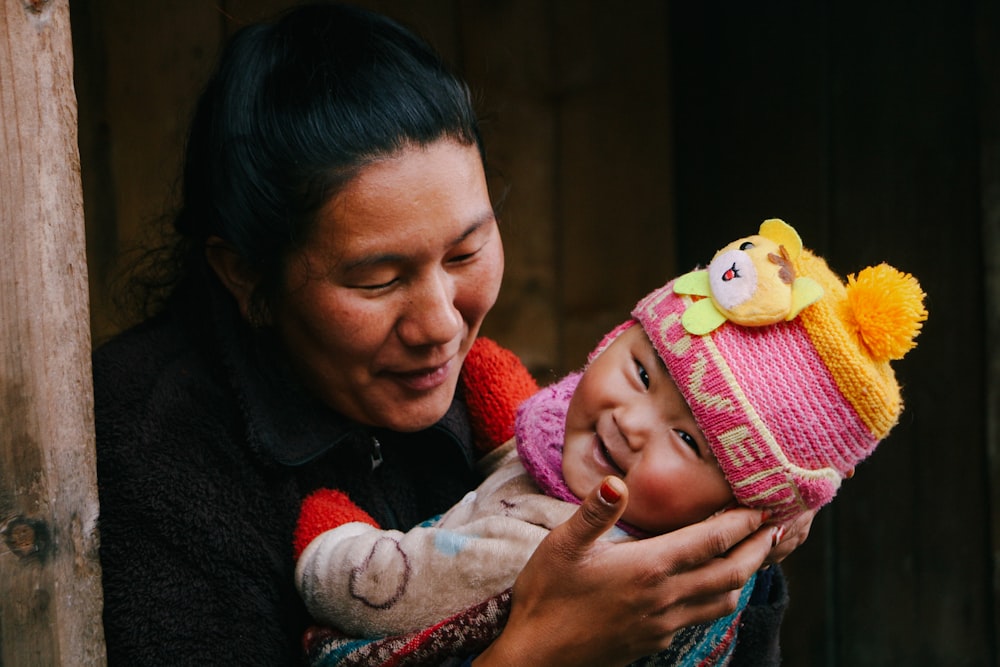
[93,4,804,665]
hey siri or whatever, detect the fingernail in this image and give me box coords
[761,510,773,523]
[771,525,786,547]
[599,478,623,505]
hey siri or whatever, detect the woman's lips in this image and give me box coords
[385,359,454,392]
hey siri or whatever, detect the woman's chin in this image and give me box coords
[377,382,458,432]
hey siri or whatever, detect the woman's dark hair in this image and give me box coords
[131,2,484,320]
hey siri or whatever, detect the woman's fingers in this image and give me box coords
[683,520,775,597]
[479,490,781,666]
[648,519,776,630]
[475,477,634,666]
[647,507,769,574]
[765,508,816,565]
[549,476,629,561]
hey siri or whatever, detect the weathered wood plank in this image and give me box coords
[458,0,560,379]
[667,5,833,660]
[670,1,992,664]
[827,3,986,664]
[0,0,105,664]
[72,0,222,345]
[553,0,673,374]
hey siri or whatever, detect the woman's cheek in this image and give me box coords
[461,248,505,324]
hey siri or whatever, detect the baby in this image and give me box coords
[295,219,927,663]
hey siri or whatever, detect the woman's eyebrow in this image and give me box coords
[341,210,496,273]
[450,209,497,244]
[341,252,405,273]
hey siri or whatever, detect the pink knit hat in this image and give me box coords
[604,219,927,521]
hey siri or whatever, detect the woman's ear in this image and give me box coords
[205,237,260,322]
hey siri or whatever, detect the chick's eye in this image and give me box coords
[739,241,755,250]
[634,360,650,389]
[676,430,701,456]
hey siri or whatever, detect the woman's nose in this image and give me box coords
[397,270,462,347]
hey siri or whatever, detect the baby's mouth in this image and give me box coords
[598,437,627,476]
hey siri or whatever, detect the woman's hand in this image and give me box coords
[474,477,782,667]
[765,507,816,566]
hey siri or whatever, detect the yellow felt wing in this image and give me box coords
[673,269,712,297]
[681,298,728,335]
[787,276,824,320]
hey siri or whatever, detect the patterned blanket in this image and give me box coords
[304,573,755,667]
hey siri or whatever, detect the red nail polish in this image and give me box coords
[761,510,773,523]
[599,478,622,504]
[771,525,786,547]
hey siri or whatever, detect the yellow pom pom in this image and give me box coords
[844,264,927,361]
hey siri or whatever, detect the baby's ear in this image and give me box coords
[205,237,260,322]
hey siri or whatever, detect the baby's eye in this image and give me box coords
[676,430,701,456]
[634,360,650,389]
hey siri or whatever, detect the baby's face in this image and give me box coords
[563,325,735,534]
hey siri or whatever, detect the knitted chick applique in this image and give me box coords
[673,218,824,335]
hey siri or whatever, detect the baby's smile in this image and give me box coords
[597,437,627,476]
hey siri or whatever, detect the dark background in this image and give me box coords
[71,1,999,664]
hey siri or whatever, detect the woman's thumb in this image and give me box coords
[559,476,629,554]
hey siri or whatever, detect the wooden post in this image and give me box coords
[0,0,106,664]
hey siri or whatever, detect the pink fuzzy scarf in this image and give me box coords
[514,372,584,505]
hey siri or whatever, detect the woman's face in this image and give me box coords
[562,325,735,534]
[274,139,504,431]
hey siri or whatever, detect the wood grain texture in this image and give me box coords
[0,0,105,663]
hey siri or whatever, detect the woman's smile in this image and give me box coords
[382,358,455,392]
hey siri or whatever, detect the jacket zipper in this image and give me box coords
[369,435,383,471]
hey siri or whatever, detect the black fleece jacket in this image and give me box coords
[93,281,482,666]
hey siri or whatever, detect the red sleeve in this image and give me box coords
[460,337,539,454]
[293,489,379,560]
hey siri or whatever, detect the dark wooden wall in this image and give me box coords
[670,2,997,665]
[74,0,676,380]
[72,1,997,665]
